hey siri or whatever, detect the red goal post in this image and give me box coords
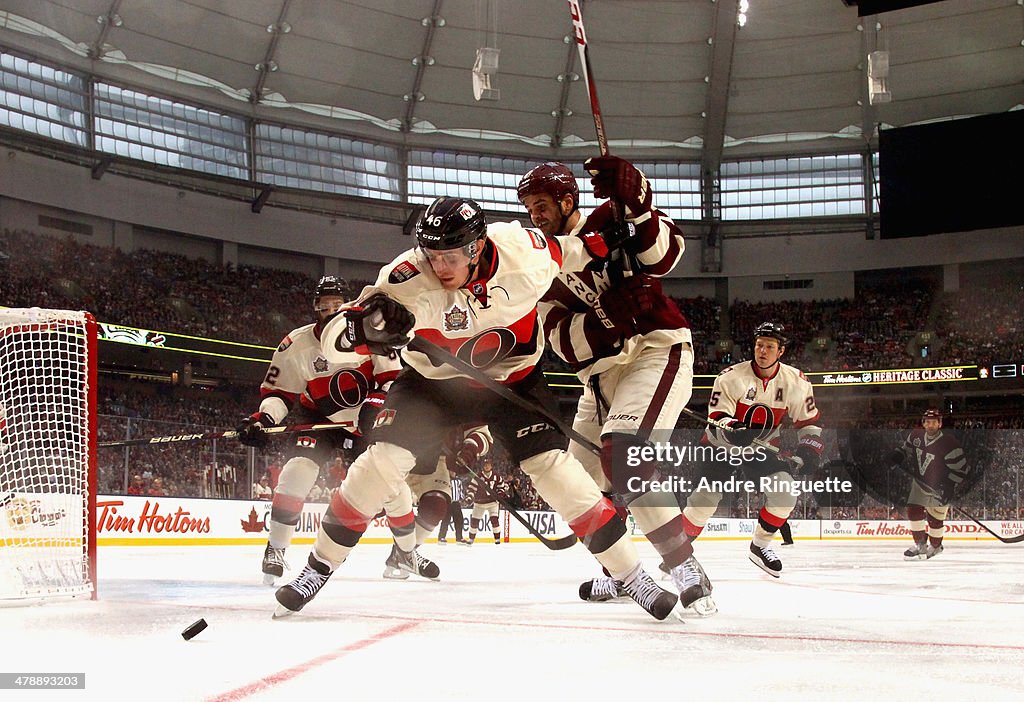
[0,307,97,600]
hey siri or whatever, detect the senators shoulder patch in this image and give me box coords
[277,335,293,352]
[388,260,421,284]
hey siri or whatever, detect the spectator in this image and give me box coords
[252,474,273,501]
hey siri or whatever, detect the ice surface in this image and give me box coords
[2,539,1022,701]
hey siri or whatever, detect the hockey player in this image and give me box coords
[236,275,404,584]
[518,159,714,615]
[889,409,966,560]
[464,458,505,545]
[274,196,680,621]
[682,322,823,577]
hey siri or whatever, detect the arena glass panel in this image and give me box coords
[93,83,249,179]
[721,154,866,221]
[255,124,401,200]
[0,52,88,146]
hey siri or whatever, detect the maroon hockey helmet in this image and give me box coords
[922,408,943,421]
[517,162,579,211]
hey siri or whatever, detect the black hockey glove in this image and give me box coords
[584,155,653,217]
[724,420,762,448]
[596,274,659,332]
[338,293,415,356]
[792,445,821,474]
[236,412,274,448]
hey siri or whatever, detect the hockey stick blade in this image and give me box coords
[460,462,577,551]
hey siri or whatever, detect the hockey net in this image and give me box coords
[0,308,97,600]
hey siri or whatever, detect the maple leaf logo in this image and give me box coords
[240,507,266,533]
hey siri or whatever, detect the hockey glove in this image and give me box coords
[337,293,415,356]
[453,432,490,476]
[236,412,274,448]
[596,274,660,332]
[790,445,821,474]
[723,420,762,448]
[356,391,388,436]
[584,155,652,217]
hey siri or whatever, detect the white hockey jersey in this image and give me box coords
[258,322,401,429]
[705,360,822,452]
[343,221,562,384]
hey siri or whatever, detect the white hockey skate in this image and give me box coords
[925,543,944,559]
[749,542,782,577]
[670,556,717,617]
[274,553,333,618]
[261,544,288,586]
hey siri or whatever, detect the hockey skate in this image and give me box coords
[578,576,626,602]
[925,543,944,559]
[273,553,333,618]
[382,544,440,581]
[261,544,288,586]
[749,542,782,577]
[669,556,717,617]
[622,567,679,621]
[903,542,929,560]
[437,537,447,545]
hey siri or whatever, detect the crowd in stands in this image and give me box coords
[4,227,1022,521]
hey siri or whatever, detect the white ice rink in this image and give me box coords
[2,538,1022,701]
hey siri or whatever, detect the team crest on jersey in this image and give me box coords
[458,203,477,220]
[745,386,757,401]
[296,436,317,449]
[388,261,421,284]
[312,356,329,373]
[443,304,470,332]
[278,335,293,352]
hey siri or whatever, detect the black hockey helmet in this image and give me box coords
[415,197,487,252]
[313,275,346,318]
[517,162,579,212]
[753,322,789,347]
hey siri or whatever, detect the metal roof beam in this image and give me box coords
[402,0,445,133]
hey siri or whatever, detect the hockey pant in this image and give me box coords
[569,343,695,568]
[469,501,500,538]
[907,482,950,546]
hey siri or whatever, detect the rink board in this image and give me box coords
[6,495,1004,546]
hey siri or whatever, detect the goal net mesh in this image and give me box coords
[0,308,96,600]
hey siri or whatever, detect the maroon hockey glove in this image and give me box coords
[453,432,489,476]
[584,156,652,217]
[236,412,274,448]
[596,274,660,332]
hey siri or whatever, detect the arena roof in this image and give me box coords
[0,0,1020,162]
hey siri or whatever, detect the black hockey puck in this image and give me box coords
[181,618,208,640]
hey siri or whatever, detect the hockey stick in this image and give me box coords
[458,461,578,551]
[406,336,601,457]
[97,420,354,448]
[567,0,634,277]
[883,459,1024,545]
